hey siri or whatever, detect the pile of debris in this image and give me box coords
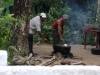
[13,52,86,66]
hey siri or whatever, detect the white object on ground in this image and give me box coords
[37,41,40,45]
[0,50,7,66]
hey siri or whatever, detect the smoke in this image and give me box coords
[66,1,88,45]
[65,0,97,45]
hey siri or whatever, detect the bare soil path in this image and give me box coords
[33,43,100,66]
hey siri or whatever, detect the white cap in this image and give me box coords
[63,14,68,19]
[40,13,46,18]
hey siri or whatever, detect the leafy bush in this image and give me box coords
[0,8,16,49]
[7,46,18,65]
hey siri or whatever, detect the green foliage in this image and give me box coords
[31,0,65,13]
[96,4,100,26]
[1,0,14,5]
[8,46,18,52]
[86,34,96,45]
[7,46,18,65]
[0,0,14,14]
[20,50,28,57]
[0,7,20,65]
[0,8,16,49]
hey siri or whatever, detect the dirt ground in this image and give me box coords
[33,43,100,66]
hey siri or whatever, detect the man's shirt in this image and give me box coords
[29,16,41,34]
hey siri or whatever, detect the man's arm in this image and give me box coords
[37,31,48,42]
[57,20,63,41]
[37,31,45,39]
[36,22,49,42]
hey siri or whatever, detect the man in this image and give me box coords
[28,13,49,56]
[51,14,68,55]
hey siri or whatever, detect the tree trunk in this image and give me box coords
[11,0,31,52]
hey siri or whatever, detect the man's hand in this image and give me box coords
[43,38,50,43]
[37,31,50,43]
[60,37,63,41]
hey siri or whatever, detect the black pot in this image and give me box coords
[91,48,100,55]
[53,44,71,55]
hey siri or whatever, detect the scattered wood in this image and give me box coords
[56,52,63,58]
[71,61,86,65]
[42,55,53,59]
[13,52,86,66]
[61,58,86,65]
[13,55,26,65]
[40,52,63,66]
[61,59,76,65]
[73,56,83,60]
[27,53,33,60]
[24,53,33,65]
[34,59,42,63]
[39,55,56,66]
